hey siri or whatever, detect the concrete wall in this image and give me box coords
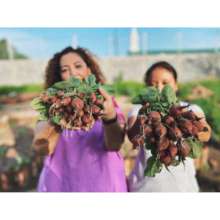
[0,53,220,85]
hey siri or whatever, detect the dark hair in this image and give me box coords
[44,47,106,89]
[144,61,178,85]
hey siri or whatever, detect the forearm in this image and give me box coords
[103,121,125,151]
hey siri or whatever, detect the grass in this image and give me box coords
[0,84,43,96]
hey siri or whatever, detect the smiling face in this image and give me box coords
[148,67,178,92]
[60,52,91,81]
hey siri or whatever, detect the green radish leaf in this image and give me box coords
[85,74,97,87]
[132,87,160,104]
[143,87,160,103]
[161,85,177,106]
[69,76,81,88]
[31,98,46,111]
[39,112,48,121]
[47,88,58,96]
[51,114,62,125]
[185,137,203,159]
[144,156,161,177]
[52,80,73,90]
[31,97,48,121]
[61,76,81,89]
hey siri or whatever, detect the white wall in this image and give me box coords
[0,53,219,85]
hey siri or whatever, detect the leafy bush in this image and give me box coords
[0,84,43,96]
[179,79,220,100]
[112,81,145,97]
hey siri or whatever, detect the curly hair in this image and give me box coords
[144,61,178,85]
[44,47,106,89]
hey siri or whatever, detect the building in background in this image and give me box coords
[128,28,141,55]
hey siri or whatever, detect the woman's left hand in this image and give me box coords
[99,88,116,121]
[194,111,212,142]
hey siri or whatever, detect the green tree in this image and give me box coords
[0,38,28,59]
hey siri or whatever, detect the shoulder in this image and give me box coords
[180,101,205,117]
[127,104,142,119]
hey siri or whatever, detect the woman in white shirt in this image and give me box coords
[127,61,211,192]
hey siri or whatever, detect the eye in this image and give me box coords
[163,81,168,85]
[75,64,82,69]
[61,69,68,73]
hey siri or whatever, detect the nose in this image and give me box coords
[158,84,164,92]
[155,83,163,92]
[69,67,83,80]
[69,67,78,77]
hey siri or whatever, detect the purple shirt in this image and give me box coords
[37,99,128,192]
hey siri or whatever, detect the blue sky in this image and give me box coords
[0,28,220,59]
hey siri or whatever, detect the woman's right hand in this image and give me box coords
[33,121,60,156]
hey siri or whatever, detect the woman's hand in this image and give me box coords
[33,121,60,156]
[194,111,211,142]
[99,88,116,121]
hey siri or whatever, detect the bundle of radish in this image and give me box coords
[131,85,208,177]
[31,75,108,131]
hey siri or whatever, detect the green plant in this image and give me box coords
[112,81,145,97]
[0,84,43,96]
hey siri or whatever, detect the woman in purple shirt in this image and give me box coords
[34,47,127,192]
